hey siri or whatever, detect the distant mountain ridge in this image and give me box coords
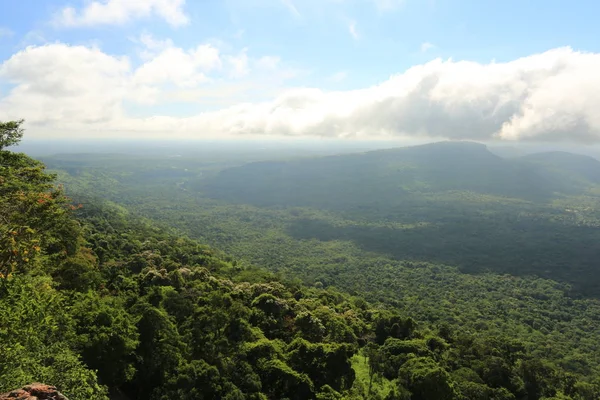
[518,150,600,191]
[201,141,600,208]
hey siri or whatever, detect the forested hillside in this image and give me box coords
[10,124,600,399]
[198,141,600,295]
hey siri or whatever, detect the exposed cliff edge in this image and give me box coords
[0,384,68,400]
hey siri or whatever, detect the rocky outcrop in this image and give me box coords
[0,384,68,400]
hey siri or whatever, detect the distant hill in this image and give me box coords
[516,151,600,193]
[200,141,596,209]
[487,145,525,158]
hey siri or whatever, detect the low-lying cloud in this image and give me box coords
[2,45,600,142]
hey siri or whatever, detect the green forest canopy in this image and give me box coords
[3,121,600,399]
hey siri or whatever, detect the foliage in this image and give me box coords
[4,125,600,399]
[0,119,24,150]
[0,276,109,400]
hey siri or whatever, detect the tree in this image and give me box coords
[0,275,109,400]
[130,302,184,398]
[0,120,80,285]
[0,119,24,150]
[287,338,356,392]
[398,357,458,400]
[0,226,40,283]
[70,292,139,387]
[364,343,384,396]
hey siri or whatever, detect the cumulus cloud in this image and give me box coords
[55,0,189,27]
[0,42,290,127]
[2,45,600,142]
[0,44,130,125]
[133,43,221,90]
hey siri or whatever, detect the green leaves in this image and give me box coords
[69,292,139,387]
[397,357,458,400]
[0,119,24,151]
[0,276,108,399]
[0,226,40,281]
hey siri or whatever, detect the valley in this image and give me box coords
[4,134,600,399]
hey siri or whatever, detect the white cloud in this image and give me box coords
[164,47,600,142]
[133,45,219,88]
[128,35,222,103]
[420,42,435,53]
[55,0,189,27]
[348,21,359,40]
[137,33,174,53]
[256,56,281,70]
[329,71,348,82]
[0,44,130,125]
[138,42,218,79]
[0,41,292,127]
[226,49,250,79]
[4,46,600,143]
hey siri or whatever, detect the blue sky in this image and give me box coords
[1,0,600,141]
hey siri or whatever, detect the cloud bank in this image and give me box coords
[2,45,600,142]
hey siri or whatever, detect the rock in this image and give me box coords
[0,384,68,400]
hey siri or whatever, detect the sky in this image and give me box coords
[1,0,600,142]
